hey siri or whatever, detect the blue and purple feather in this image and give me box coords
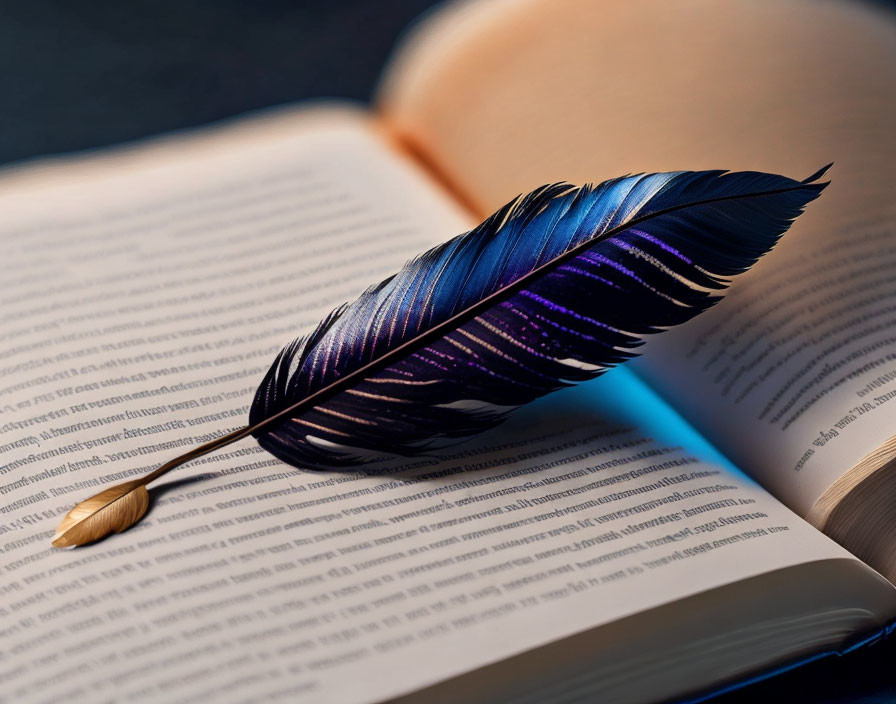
[250,167,828,469]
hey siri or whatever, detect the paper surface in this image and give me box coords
[381,0,896,516]
[0,107,849,702]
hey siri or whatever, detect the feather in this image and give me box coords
[52,166,829,548]
[249,167,829,469]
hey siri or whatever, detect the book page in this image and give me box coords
[380,0,896,517]
[0,105,851,702]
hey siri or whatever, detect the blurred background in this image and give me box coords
[1,0,895,701]
[0,0,439,166]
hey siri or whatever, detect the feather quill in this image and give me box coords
[52,166,828,547]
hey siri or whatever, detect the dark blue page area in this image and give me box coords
[1,1,894,700]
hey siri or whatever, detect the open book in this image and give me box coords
[2,0,895,701]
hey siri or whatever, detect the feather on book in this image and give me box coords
[3,0,896,703]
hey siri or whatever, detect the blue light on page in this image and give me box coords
[579,366,753,485]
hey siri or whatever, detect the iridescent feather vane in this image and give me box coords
[250,167,828,469]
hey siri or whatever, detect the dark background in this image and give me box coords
[0,0,438,166]
[1,1,895,701]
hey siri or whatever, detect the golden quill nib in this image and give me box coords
[52,424,254,547]
[53,479,149,548]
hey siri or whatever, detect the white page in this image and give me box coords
[0,106,849,703]
[380,0,896,519]
[634,195,896,517]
